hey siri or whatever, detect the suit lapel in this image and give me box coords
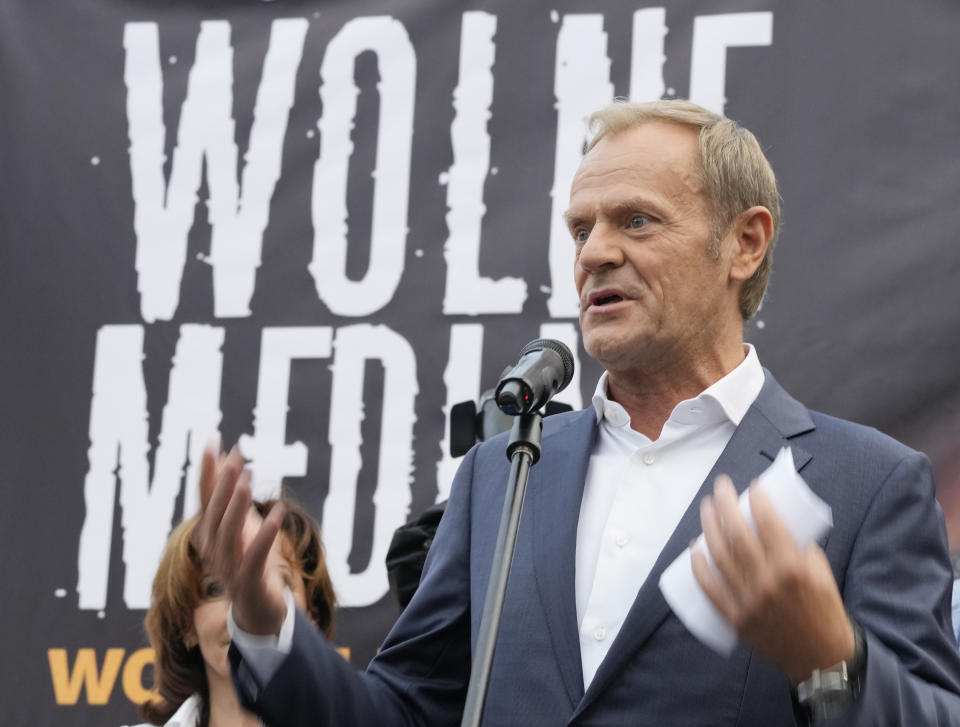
[529,408,598,710]
[571,371,814,719]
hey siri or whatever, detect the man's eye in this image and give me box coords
[630,215,648,229]
[575,229,590,242]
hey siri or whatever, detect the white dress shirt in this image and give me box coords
[575,345,764,688]
[226,587,297,690]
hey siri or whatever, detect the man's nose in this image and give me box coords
[577,224,624,273]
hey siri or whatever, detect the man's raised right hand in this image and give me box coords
[192,440,288,636]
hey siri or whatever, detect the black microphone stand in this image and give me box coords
[460,411,543,727]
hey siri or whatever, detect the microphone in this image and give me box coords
[494,339,575,416]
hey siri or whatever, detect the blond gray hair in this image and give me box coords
[587,99,780,319]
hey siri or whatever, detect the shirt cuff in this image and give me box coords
[226,587,296,686]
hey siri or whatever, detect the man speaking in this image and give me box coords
[194,100,960,725]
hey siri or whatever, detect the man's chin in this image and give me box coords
[583,333,638,370]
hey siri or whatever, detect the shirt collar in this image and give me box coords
[591,344,764,429]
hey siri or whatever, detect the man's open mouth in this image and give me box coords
[589,289,627,307]
[594,294,622,306]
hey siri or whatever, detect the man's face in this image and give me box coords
[567,121,733,373]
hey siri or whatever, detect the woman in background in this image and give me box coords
[127,496,336,727]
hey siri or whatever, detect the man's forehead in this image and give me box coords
[579,121,700,175]
[568,124,703,208]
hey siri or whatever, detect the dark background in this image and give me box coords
[1,1,958,724]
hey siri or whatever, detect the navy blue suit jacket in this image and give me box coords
[233,372,960,725]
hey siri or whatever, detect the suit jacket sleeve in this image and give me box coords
[229,446,478,727]
[838,451,960,726]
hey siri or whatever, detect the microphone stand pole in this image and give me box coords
[460,411,543,727]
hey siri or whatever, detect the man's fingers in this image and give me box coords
[700,476,767,602]
[699,495,748,594]
[236,501,285,596]
[228,502,289,635]
[218,468,253,580]
[691,546,738,622]
[750,485,799,561]
[699,496,724,556]
[713,477,764,577]
[198,438,219,511]
[196,446,244,549]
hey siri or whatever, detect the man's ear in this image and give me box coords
[727,205,773,283]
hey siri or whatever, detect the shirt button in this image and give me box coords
[604,407,617,422]
[642,452,655,465]
[614,534,629,548]
[593,626,606,641]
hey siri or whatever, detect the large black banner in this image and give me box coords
[2,1,959,724]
